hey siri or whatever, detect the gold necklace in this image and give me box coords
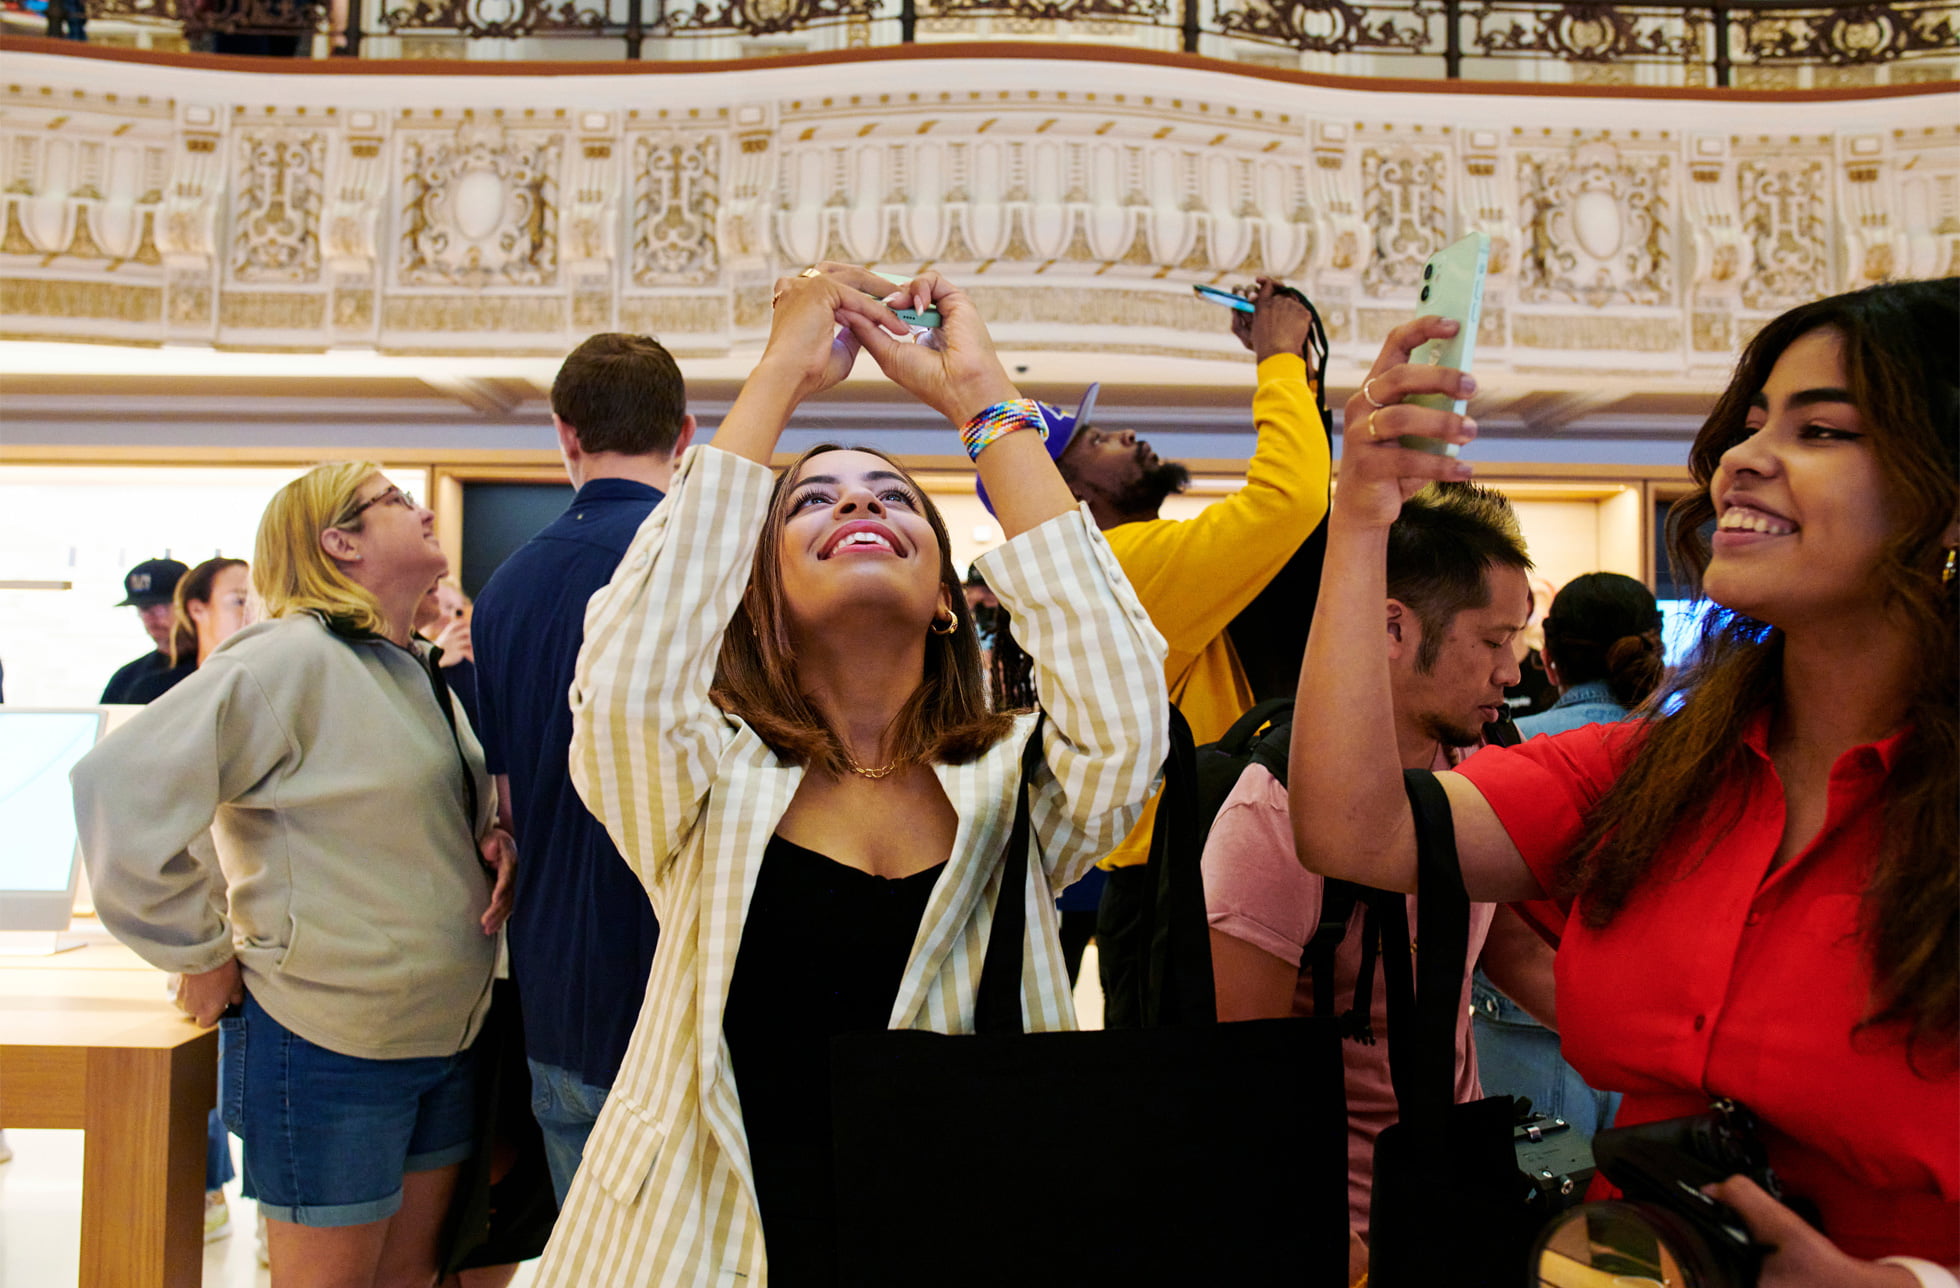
[844,751,901,780]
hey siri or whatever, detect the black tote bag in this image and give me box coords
[830,711,1350,1287]
[1366,769,1539,1287]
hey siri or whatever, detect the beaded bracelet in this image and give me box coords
[960,399,1046,462]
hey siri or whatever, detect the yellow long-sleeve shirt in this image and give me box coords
[1097,351,1332,869]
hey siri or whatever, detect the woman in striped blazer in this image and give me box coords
[536,264,1170,1287]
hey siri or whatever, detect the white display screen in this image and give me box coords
[0,711,103,892]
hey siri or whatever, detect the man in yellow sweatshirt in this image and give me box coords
[1059,279,1331,1026]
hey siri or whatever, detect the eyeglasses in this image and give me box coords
[343,486,418,522]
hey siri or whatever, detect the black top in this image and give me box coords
[124,659,197,705]
[722,834,945,1287]
[101,650,172,704]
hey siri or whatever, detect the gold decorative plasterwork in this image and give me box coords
[965,284,1219,331]
[381,294,566,333]
[1518,139,1673,308]
[1513,313,1679,352]
[333,287,375,330]
[620,294,730,334]
[399,120,561,288]
[1738,156,1831,311]
[231,128,325,284]
[219,291,326,330]
[1,61,1953,381]
[1360,145,1448,297]
[1,276,162,322]
[632,134,721,286]
[1692,310,1731,352]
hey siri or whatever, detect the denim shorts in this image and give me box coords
[218,992,477,1228]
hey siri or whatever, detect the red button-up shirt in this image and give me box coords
[1457,712,1958,1262]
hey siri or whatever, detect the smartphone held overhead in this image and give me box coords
[1397,230,1489,457]
[869,269,942,328]
[1192,283,1257,313]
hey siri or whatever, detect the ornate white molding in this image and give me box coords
[2,46,1954,392]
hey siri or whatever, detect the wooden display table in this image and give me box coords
[0,930,216,1288]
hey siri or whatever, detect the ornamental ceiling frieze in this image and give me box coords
[0,50,1954,386]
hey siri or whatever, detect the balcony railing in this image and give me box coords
[28,0,1960,84]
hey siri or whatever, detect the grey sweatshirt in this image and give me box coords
[72,613,498,1060]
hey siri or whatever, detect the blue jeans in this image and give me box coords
[1470,970,1621,1141]
[220,993,477,1227]
[206,1108,235,1191]
[527,1058,611,1206]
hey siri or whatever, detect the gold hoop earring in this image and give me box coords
[930,611,958,636]
[1945,547,1956,586]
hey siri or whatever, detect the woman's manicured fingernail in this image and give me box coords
[1461,417,1478,436]
[1452,461,1473,478]
[1459,376,1477,395]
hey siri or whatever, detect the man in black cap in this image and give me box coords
[101,557,189,704]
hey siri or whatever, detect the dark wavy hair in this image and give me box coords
[710,443,1016,775]
[1559,278,1959,1061]
[1542,572,1663,711]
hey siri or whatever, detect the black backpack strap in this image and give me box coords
[1379,768,1474,1126]
[1343,899,1381,1045]
[1215,697,1296,758]
[1303,878,1354,1021]
[1245,712,1295,788]
[423,645,481,837]
[972,717,1047,1037]
[1143,703,1216,1028]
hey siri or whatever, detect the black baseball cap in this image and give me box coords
[117,558,189,607]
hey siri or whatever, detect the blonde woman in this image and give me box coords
[73,464,516,1288]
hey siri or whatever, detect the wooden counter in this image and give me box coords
[0,930,217,1288]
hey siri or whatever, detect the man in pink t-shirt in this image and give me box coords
[1201,483,1559,1276]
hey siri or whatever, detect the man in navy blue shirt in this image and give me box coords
[470,333,694,1203]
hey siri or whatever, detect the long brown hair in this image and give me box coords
[1560,278,1959,1059]
[710,444,1017,775]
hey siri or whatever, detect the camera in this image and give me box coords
[1530,1098,1815,1288]
[1512,1104,1594,1214]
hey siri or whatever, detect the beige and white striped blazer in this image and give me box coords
[535,445,1169,1287]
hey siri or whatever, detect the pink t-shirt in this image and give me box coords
[1202,763,1493,1240]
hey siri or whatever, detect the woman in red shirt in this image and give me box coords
[1289,278,1957,1286]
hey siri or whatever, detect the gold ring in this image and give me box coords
[799,267,823,279]
[1362,376,1391,410]
[1364,411,1379,442]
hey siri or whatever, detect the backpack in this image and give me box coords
[1189,697,1523,1036]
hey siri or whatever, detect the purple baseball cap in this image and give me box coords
[976,383,1099,518]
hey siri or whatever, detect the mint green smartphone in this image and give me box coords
[1400,230,1489,457]
[870,269,941,329]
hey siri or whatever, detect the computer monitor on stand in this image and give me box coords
[0,708,113,955]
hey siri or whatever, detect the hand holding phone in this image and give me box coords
[1397,231,1489,456]
[870,270,941,329]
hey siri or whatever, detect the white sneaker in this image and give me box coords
[256,1211,270,1267]
[0,1130,13,1164]
[203,1189,231,1242]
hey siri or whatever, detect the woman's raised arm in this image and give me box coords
[834,265,1077,539]
[568,272,915,885]
[1287,316,1539,902]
